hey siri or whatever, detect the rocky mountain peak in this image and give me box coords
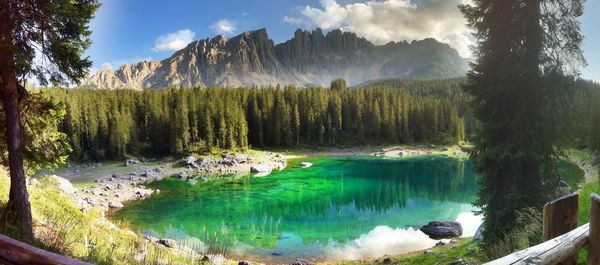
[85,28,468,89]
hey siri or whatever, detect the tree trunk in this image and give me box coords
[0,76,34,243]
[0,0,34,240]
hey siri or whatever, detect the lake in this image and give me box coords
[111,155,482,263]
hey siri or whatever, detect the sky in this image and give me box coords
[87,0,600,82]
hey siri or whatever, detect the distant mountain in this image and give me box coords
[85,28,469,90]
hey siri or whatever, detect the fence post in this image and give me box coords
[543,192,579,265]
[588,193,600,265]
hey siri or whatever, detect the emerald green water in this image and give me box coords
[112,156,481,263]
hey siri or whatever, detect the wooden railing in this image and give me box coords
[0,233,91,265]
[486,193,600,265]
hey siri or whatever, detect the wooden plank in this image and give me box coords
[0,233,91,265]
[588,193,600,265]
[543,193,579,265]
[484,223,589,265]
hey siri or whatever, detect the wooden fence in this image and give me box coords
[0,233,91,265]
[486,193,600,265]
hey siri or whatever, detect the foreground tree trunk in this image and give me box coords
[0,75,34,243]
[0,0,34,242]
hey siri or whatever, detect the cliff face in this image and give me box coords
[85,28,468,90]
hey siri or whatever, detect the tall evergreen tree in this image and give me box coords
[460,0,585,247]
[0,0,99,241]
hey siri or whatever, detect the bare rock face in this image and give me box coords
[85,28,468,89]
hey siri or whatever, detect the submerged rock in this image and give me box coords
[171,172,187,179]
[298,162,313,168]
[250,165,272,174]
[420,221,463,239]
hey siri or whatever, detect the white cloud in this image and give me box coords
[211,19,237,35]
[152,29,196,52]
[284,0,473,58]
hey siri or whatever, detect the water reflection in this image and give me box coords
[112,156,480,262]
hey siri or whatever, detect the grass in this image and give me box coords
[319,238,480,265]
[0,168,219,265]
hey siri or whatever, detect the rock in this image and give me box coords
[238,261,251,265]
[108,201,124,208]
[91,188,103,196]
[158,238,177,248]
[250,165,272,174]
[84,197,96,206]
[171,172,187,179]
[27,178,41,187]
[234,155,249,164]
[289,258,314,265]
[424,250,437,255]
[450,239,458,244]
[382,257,392,264]
[185,155,197,165]
[47,175,77,195]
[420,221,463,239]
[135,189,152,198]
[117,183,125,189]
[144,235,159,243]
[298,162,313,168]
[125,159,141,167]
[436,241,446,246]
[474,224,484,242]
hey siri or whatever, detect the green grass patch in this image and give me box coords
[0,169,213,265]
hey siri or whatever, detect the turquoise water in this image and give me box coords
[111,156,481,263]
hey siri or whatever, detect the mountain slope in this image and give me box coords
[85,28,469,90]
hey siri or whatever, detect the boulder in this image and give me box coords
[171,172,187,179]
[238,261,251,265]
[125,159,141,167]
[158,238,177,248]
[47,175,77,195]
[185,155,197,165]
[135,189,152,198]
[473,224,484,242]
[27,178,41,187]
[250,165,272,174]
[420,221,463,239]
[91,188,103,196]
[108,201,124,208]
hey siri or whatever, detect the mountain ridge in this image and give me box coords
[85,28,469,89]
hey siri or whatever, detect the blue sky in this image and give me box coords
[87,0,599,82]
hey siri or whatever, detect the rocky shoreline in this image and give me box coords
[68,152,287,214]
